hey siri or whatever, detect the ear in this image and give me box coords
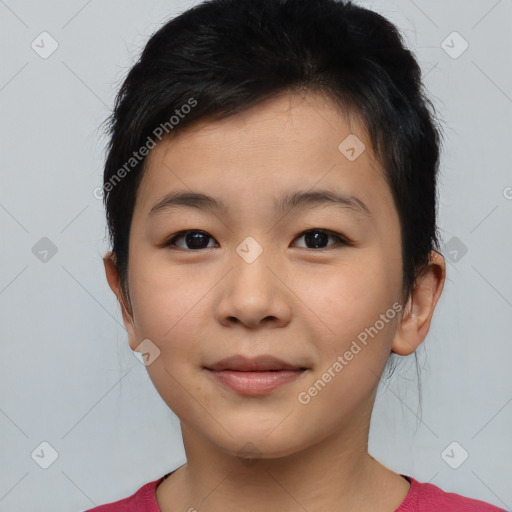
[103,251,139,351]
[391,250,446,356]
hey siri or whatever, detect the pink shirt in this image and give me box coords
[83,473,508,511]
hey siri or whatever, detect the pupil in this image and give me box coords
[187,231,209,249]
[305,230,328,248]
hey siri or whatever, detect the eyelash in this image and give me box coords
[162,229,350,251]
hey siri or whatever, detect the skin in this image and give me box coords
[104,90,445,512]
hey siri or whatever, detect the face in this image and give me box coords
[105,91,419,459]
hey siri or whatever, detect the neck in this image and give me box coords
[156,410,410,512]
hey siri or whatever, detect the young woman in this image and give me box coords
[87,0,507,510]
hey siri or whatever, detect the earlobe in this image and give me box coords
[391,251,446,356]
[103,251,139,350]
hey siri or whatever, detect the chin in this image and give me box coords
[213,428,312,461]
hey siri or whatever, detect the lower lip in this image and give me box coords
[206,369,305,395]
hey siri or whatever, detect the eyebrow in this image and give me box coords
[148,189,372,218]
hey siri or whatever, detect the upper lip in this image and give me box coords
[206,355,307,372]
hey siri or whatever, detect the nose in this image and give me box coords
[215,250,292,330]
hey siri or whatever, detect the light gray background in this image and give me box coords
[0,0,511,511]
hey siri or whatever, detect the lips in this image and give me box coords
[205,354,307,372]
[204,355,308,395]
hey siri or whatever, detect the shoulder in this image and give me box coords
[81,474,168,512]
[397,475,508,512]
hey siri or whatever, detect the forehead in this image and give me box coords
[134,91,394,221]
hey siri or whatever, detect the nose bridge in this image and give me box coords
[232,236,275,299]
[216,236,291,328]
[235,234,266,267]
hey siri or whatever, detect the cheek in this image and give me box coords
[128,258,210,350]
[293,255,397,341]
[127,263,212,415]
[293,266,399,425]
